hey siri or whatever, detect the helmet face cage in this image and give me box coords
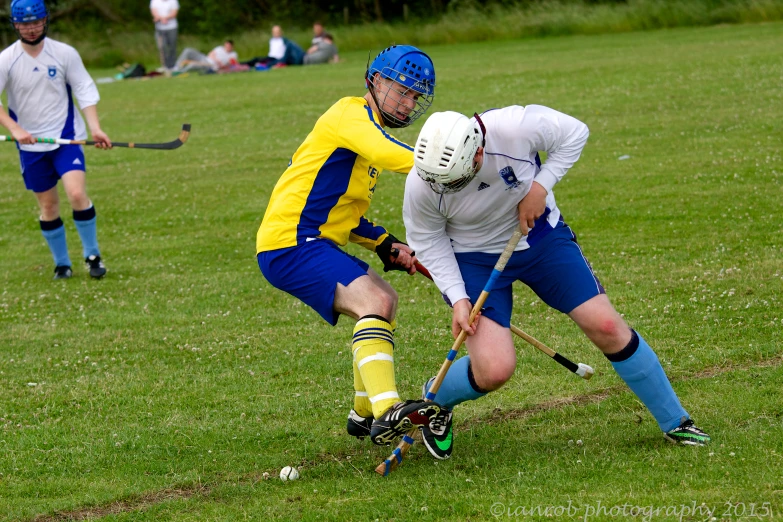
[10,0,49,45]
[367,45,435,128]
[414,111,482,194]
[422,166,478,195]
[367,72,434,128]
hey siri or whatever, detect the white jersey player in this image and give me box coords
[402,107,710,460]
[0,0,111,279]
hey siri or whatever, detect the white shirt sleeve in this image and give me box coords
[0,52,9,107]
[64,46,100,110]
[403,171,470,305]
[518,104,589,193]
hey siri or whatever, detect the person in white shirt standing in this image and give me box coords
[150,0,179,74]
[0,0,112,279]
[403,108,710,460]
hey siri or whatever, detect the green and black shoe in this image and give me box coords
[664,419,710,446]
[420,376,453,459]
[346,409,373,440]
[421,407,453,459]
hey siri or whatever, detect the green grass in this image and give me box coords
[49,0,783,68]
[1,22,782,521]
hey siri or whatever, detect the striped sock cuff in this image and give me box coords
[40,217,64,231]
[352,316,394,351]
[72,205,96,221]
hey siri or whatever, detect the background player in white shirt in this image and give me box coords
[0,0,112,279]
[403,108,710,460]
[150,0,179,73]
[173,40,238,74]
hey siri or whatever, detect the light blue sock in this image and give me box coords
[425,356,487,409]
[40,218,71,267]
[609,331,688,432]
[73,206,100,259]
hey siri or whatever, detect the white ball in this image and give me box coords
[279,466,300,481]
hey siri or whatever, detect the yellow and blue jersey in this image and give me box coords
[257,96,414,254]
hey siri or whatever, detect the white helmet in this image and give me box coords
[414,111,483,194]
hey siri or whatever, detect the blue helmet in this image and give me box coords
[368,45,435,97]
[10,0,48,23]
[366,45,436,128]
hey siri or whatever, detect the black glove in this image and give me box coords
[376,233,413,272]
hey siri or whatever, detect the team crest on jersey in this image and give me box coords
[498,166,522,190]
[47,66,57,78]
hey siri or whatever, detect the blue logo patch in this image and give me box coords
[498,166,522,189]
[48,66,57,78]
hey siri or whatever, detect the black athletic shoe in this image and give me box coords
[53,265,72,280]
[346,409,373,439]
[370,399,442,446]
[85,255,106,279]
[664,419,711,446]
[419,377,453,459]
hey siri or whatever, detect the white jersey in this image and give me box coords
[268,37,286,60]
[150,0,179,31]
[403,104,589,305]
[0,38,100,152]
[206,45,238,69]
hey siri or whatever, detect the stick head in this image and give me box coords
[178,124,191,144]
[576,363,594,380]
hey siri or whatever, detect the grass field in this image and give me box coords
[1,21,782,521]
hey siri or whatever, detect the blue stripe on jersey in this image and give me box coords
[527,208,560,248]
[8,50,24,73]
[351,216,387,243]
[535,152,542,168]
[9,109,19,150]
[362,105,413,151]
[484,151,536,166]
[61,84,76,140]
[296,147,356,244]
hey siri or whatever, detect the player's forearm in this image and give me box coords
[81,105,103,135]
[0,108,23,133]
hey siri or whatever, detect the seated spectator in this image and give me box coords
[311,21,325,45]
[174,40,238,74]
[242,25,304,68]
[303,33,339,65]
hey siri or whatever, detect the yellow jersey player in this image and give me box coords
[257,45,444,446]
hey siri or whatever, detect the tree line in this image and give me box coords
[2,0,630,36]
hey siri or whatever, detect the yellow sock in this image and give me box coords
[351,318,398,418]
[352,358,373,418]
[353,316,398,418]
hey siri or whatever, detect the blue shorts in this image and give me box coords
[19,146,86,193]
[257,239,370,326]
[455,224,605,328]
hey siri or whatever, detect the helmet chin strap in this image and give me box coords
[473,112,487,148]
[21,33,46,45]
